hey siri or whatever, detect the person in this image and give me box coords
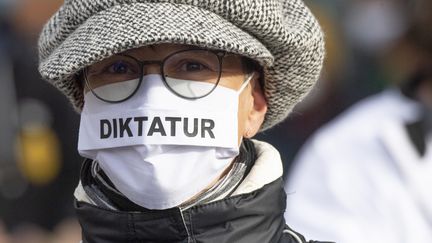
[38,0,328,242]
[285,72,432,243]
[284,1,432,242]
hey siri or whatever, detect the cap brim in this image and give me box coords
[40,2,273,81]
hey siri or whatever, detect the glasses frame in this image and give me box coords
[84,48,226,103]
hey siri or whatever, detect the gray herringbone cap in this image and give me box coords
[38,0,325,130]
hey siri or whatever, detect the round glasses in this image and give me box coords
[84,49,226,102]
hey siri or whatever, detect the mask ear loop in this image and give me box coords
[237,72,255,145]
[237,72,254,94]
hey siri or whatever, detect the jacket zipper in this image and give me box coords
[179,208,192,243]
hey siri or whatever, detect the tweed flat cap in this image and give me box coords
[38,0,324,130]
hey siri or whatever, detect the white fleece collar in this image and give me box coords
[232,139,283,195]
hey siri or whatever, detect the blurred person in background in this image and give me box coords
[37,0,330,242]
[284,0,432,242]
[0,0,81,239]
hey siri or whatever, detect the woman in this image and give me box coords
[38,0,327,242]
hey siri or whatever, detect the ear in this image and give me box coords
[243,75,267,138]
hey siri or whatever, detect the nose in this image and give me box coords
[142,61,163,75]
[142,63,162,75]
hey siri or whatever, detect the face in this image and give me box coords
[84,44,268,143]
[417,78,432,110]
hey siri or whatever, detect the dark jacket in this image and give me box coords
[74,140,332,243]
[76,177,329,243]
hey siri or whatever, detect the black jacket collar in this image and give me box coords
[76,177,288,243]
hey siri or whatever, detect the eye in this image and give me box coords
[179,61,209,72]
[106,60,136,75]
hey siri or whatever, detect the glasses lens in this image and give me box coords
[85,55,141,102]
[163,50,221,98]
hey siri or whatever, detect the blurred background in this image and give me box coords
[0,0,429,242]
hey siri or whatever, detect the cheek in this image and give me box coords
[236,89,253,142]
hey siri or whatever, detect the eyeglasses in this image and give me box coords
[84,49,232,103]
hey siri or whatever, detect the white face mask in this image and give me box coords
[78,74,251,209]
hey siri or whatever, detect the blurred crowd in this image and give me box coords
[0,0,81,242]
[0,0,430,242]
[281,0,432,242]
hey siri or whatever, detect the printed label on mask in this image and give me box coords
[99,116,215,139]
[78,108,238,150]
